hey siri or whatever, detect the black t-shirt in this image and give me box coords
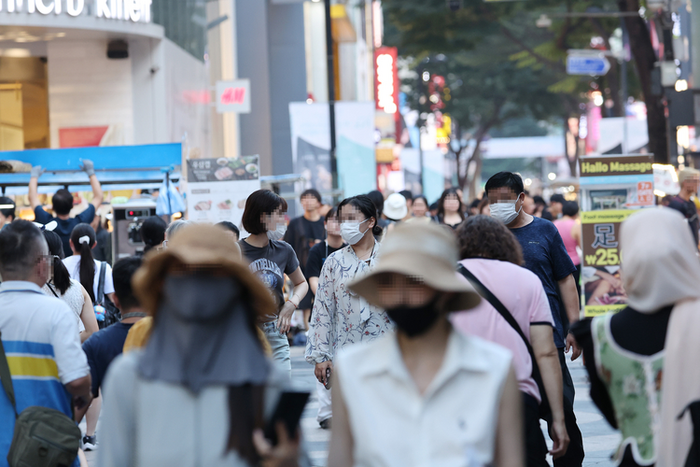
[667,196,699,246]
[34,204,96,257]
[238,239,300,313]
[283,216,326,272]
[306,240,346,283]
[510,216,577,348]
[82,322,134,397]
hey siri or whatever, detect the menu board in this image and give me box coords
[186,155,261,227]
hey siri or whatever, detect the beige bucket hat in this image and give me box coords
[348,222,481,312]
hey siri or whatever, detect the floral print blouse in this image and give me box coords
[305,242,394,364]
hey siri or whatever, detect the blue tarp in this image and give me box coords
[0,143,182,188]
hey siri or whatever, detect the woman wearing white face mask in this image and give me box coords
[305,195,394,428]
[239,189,309,375]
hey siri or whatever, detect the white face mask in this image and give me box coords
[489,199,522,225]
[340,218,370,245]
[267,223,287,241]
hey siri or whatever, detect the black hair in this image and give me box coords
[112,256,143,311]
[0,196,15,221]
[338,195,383,237]
[365,190,384,217]
[0,220,45,279]
[412,195,428,207]
[550,193,566,204]
[325,205,340,221]
[70,223,97,303]
[399,190,414,202]
[562,201,580,217]
[485,172,525,197]
[300,188,322,204]
[437,188,465,222]
[140,216,167,253]
[241,189,288,235]
[52,189,74,216]
[469,198,481,210]
[43,230,71,295]
[217,221,240,238]
[533,195,547,207]
[429,201,439,211]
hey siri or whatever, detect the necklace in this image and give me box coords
[121,312,147,320]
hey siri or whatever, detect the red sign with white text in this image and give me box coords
[374,47,399,116]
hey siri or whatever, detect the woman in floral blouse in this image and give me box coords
[305,195,394,427]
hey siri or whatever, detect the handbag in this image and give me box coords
[0,332,81,467]
[96,262,120,328]
[458,264,553,422]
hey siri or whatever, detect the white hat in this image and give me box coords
[383,193,408,221]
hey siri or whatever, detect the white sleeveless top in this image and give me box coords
[336,330,512,467]
[43,279,85,333]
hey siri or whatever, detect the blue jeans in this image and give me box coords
[261,321,291,376]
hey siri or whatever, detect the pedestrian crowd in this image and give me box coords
[0,162,699,467]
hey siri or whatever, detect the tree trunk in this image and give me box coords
[618,0,668,162]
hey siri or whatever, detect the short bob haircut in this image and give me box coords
[456,215,524,266]
[562,201,580,217]
[241,189,288,235]
[484,172,525,197]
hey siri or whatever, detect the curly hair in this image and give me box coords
[456,215,524,266]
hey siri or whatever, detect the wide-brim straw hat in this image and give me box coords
[348,222,481,313]
[132,223,276,319]
[383,193,408,221]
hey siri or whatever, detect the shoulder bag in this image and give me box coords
[0,332,81,467]
[458,264,553,422]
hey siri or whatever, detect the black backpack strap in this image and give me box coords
[96,261,107,306]
[457,264,552,420]
[0,332,18,417]
[46,283,59,298]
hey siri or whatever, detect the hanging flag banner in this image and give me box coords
[578,154,654,317]
[185,155,261,228]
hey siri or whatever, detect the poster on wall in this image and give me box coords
[185,155,261,228]
[289,102,377,199]
[578,154,654,317]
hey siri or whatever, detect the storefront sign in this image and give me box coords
[185,155,260,227]
[0,0,152,23]
[578,154,654,317]
[215,79,251,114]
[374,46,398,115]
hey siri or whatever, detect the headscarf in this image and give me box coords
[132,224,276,393]
[620,207,700,313]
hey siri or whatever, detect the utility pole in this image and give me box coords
[324,0,339,194]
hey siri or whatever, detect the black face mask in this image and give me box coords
[385,297,441,338]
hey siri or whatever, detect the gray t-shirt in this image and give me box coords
[238,239,300,314]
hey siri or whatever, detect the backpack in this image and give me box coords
[96,262,120,328]
[0,332,81,467]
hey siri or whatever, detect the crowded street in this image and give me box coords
[2,0,700,467]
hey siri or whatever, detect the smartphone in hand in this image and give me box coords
[263,391,310,446]
[324,368,332,390]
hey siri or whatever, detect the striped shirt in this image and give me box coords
[0,281,89,467]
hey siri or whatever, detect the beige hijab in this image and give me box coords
[627,209,700,466]
[620,207,700,313]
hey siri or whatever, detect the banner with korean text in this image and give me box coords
[578,154,654,317]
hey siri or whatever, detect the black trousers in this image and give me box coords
[549,349,585,467]
[523,392,549,467]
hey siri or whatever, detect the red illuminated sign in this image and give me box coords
[374,46,399,115]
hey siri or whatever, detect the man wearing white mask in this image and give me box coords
[306,195,394,429]
[486,171,584,467]
[239,189,308,375]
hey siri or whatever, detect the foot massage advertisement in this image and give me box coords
[578,155,655,317]
[185,155,261,227]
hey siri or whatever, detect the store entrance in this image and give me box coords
[0,57,50,151]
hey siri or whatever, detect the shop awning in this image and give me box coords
[0,143,182,190]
